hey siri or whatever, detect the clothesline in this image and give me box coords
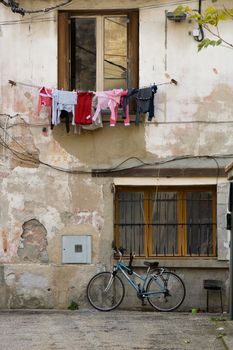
[8,80,41,89]
[8,78,178,90]
[7,78,178,132]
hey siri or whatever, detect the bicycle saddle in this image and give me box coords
[144,261,159,268]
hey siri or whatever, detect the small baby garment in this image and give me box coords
[37,87,52,117]
[110,90,130,126]
[52,89,77,127]
[135,85,157,125]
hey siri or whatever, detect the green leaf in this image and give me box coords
[205,6,217,15]
[198,38,223,51]
[173,5,192,16]
[218,10,228,20]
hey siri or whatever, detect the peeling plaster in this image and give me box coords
[36,206,65,240]
[4,269,51,309]
[7,193,25,210]
[18,219,48,263]
[19,272,48,289]
[145,85,233,157]
[5,272,16,287]
[73,209,104,232]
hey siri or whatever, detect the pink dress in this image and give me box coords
[93,89,130,126]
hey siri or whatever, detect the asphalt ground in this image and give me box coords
[0,310,232,350]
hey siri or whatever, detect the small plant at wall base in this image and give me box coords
[174,4,233,51]
[68,300,79,310]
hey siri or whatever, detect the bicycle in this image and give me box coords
[87,247,186,312]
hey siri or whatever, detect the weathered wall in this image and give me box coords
[0,0,232,309]
[1,0,233,162]
[118,266,229,313]
[140,1,233,157]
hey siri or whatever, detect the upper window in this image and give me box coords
[115,186,217,258]
[58,11,139,92]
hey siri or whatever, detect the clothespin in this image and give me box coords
[8,80,16,87]
[170,79,178,85]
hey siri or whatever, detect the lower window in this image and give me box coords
[115,186,217,257]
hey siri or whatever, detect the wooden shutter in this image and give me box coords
[58,11,70,90]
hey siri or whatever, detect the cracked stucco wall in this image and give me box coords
[0,0,232,309]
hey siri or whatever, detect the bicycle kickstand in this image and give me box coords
[141,297,147,306]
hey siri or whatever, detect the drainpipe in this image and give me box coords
[194,0,204,42]
[230,182,233,320]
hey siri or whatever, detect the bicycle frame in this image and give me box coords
[112,259,166,298]
[87,249,185,312]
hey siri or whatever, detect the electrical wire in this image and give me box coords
[0,17,56,25]
[0,113,20,118]
[0,124,93,173]
[0,119,231,176]
[147,120,233,125]
[140,0,205,11]
[0,0,73,16]
[0,114,233,174]
[0,113,51,128]
[0,115,232,176]
[91,155,224,174]
[194,0,205,42]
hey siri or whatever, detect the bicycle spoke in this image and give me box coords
[87,272,125,311]
[146,272,185,311]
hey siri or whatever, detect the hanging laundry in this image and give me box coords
[92,94,99,122]
[122,88,138,120]
[82,95,103,131]
[61,110,72,133]
[52,89,77,132]
[110,90,130,127]
[37,87,52,117]
[75,91,93,125]
[52,89,59,126]
[135,85,157,126]
[92,89,123,126]
[57,90,77,124]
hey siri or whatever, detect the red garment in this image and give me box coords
[37,87,52,116]
[75,92,93,125]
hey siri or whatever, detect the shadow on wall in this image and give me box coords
[52,122,148,168]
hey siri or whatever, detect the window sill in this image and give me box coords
[114,258,229,269]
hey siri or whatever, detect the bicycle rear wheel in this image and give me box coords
[146,272,185,311]
[87,272,125,311]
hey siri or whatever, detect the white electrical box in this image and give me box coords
[62,235,92,264]
[192,28,200,38]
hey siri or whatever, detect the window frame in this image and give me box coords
[58,10,139,92]
[115,185,217,259]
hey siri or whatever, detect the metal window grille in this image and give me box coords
[115,187,216,257]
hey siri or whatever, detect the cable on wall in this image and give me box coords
[0,0,72,16]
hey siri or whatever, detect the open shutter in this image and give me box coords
[58,11,70,90]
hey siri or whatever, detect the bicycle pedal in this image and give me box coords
[141,299,147,306]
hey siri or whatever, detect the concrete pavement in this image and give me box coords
[0,310,233,350]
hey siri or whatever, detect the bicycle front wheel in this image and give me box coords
[146,272,186,312]
[87,272,125,311]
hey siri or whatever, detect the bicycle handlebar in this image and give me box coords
[113,247,135,273]
[128,252,134,268]
[113,247,124,261]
